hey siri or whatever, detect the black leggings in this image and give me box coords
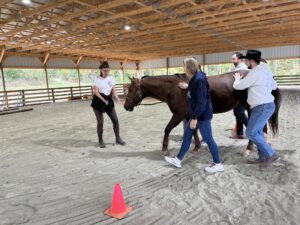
[93,108,120,142]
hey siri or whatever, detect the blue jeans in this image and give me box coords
[177,119,220,163]
[233,105,248,135]
[183,118,189,132]
[246,102,276,160]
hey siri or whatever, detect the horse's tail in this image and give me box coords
[269,88,281,136]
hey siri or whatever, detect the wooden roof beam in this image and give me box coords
[8,10,300,55]
[43,51,50,65]
[74,55,83,66]
[0,0,74,26]
[0,0,11,8]
[0,47,6,63]
[1,0,133,38]
[6,0,192,48]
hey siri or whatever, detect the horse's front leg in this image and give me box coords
[162,114,183,155]
[183,119,201,152]
[241,140,254,157]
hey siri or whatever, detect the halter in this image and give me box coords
[126,78,143,107]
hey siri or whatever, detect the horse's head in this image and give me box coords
[124,77,143,111]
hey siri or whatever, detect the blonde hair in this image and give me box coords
[183,57,199,76]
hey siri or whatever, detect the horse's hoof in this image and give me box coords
[191,148,200,154]
[162,151,170,156]
[240,149,251,157]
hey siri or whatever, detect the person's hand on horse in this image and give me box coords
[178,82,188,89]
[190,119,197,129]
[233,72,243,81]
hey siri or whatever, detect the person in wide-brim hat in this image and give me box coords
[238,50,267,63]
[232,49,280,167]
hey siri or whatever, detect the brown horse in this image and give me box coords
[124,71,281,155]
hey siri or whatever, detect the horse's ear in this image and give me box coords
[129,76,133,81]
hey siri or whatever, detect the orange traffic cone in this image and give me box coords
[104,183,132,219]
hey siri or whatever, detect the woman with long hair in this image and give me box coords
[91,61,125,148]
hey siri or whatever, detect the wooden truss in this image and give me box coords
[0,0,299,61]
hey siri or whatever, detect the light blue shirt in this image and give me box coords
[235,62,248,71]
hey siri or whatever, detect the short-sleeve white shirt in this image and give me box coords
[93,76,115,95]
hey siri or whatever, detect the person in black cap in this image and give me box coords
[233,50,279,166]
[91,61,126,148]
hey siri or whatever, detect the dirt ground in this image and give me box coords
[0,87,299,225]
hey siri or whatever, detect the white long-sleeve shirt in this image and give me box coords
[233,63,277,108]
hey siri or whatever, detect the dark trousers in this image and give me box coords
[93,108,120,142]
[233,105,248,135]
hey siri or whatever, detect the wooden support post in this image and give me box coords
[42,52,50,99]
[120,62,125,96]
[120,59,128,95]
[51,88,55,103]
[166,57,169,75]
[202,54,206,73]
[44,65,50,99]
[21,90,25,106]
[135,60,140,81]
[77,67,81,97]
[75,56,83,98]
[0,63,8,108]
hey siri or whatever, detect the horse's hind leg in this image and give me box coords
[263,124,269,143]
[242,124,268,157]
[162,114,183,155]
[241,107,254,157]
[192,129,201,153]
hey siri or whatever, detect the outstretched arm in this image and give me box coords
[112,86,124,104]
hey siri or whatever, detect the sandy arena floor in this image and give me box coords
[0,87,299,225]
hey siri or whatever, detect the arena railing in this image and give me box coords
[274,75,300,86]
[1,76,298,110]
[0,83,129,110]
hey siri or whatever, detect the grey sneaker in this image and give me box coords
[261,154,280,167]
[205,163,224,173]
[165,156,182,168]
[247,158,264,164]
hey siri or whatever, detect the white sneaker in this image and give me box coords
[165,156,182,168]
[205,163,224,173]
